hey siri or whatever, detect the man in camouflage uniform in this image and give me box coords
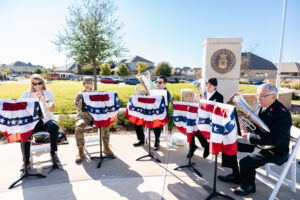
[74,77,114,162]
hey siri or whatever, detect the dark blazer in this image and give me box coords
[205,90,224,103]
[249,99,292,158]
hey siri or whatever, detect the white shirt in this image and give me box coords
[207,90,216,100]
[22,90,54,123]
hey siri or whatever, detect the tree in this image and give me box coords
[33,68,42,74]
[54,0,125,90]
[17,71,22,75]
[100,63,111,75]
[82,65,93,75]
[154,61,172,77]
[137,61,147,74]
[116,63,129,76]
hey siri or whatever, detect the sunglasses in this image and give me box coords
[32,81,43,86]
[157,81,164,85]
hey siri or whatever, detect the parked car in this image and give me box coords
[112,76,124,83]
[185,78,196,83]
[100,77,117,84]
[125,78,140,85]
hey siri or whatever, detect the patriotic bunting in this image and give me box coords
[172,101,199,142]
[0,99,40,143]
[82,91,120,128]
[126,95,168,128]
[197,99,237,156]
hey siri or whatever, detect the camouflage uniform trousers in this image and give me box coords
[75,112,110,147]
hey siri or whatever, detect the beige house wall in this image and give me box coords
[241,70,276,81]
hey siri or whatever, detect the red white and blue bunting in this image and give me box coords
[172,101,199,142]
[0,99,40,143]
[126,95,168,128]
[82,91,120,128]
[197,99,237,156]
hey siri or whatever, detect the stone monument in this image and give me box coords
[202,38,243,102]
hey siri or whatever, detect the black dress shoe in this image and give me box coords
[133,140,144,147]
[234,185,256,195]
[187,144,198,158]
[218,174,240,184]
[203,145,209,158]
[154,140,160,151]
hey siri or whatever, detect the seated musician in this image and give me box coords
[74,77,113,162]
[218,83,292,195]
[21,74,59,167]
[188,77,224,158]
[133,75,171,151]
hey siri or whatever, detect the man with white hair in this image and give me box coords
[218,83,292,196]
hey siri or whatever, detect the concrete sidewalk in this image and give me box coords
[0,133,299,200]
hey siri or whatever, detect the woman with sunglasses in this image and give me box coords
[21,74,59,167]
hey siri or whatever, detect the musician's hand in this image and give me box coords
[242,132,248,139]
[194,94,200,103]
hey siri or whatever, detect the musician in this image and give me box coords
[188,77,223,158]
[133,75,171,151]
[22,74,59,166]
[74,77,113,162]
[218,83,292,196]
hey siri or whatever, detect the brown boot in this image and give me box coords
[75,146,85,162]
[103,142,114,156]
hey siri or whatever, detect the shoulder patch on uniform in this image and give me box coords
[280,107,287,112]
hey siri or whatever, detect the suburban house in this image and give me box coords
[115,55,155,75]
[274,62,300,77]
[240,52,277,82]
[7,61,37,74]
[53,61,81,73]
[171,67,202,78]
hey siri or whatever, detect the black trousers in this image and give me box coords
[190,130,209,149]
[222,141,288,187]
[135,125,161,142]
[21,120,59,164]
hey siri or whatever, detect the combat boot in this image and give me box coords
[103,142,114,156]
[75,146,85,162]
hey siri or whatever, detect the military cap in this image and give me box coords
[83,77,94,84]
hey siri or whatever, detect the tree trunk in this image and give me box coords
[93,59,97,90]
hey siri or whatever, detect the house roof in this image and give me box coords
[274,62,300,73]
[241,52,277,71]
[123,55,154,64]
[8,61,35,67]
[54,62,79,72]
[182,66,192,71]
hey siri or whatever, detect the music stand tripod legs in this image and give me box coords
[174,141,202,177]
[136,127,161,163]
[90,128,115,168]
[203,155,234,200]
[9,142,46,189]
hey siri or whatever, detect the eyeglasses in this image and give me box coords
[157,81,164,85]
[256,94,274,98]
[32,81,43,86]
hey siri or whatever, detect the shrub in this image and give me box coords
[168,106,175,132]
[57,114,76,133]
[292,115,300,129]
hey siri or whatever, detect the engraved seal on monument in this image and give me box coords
[210,49,236,74]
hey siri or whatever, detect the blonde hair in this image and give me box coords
[29,74,47,92]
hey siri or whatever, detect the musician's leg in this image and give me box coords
[102,127,114,156]
[133,125,144,146]
[187,136,197,158]
[195,131,209,158]
[43,120,59,164]
[154,127,161,150]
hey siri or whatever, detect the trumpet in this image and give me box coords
[192,79,205,103]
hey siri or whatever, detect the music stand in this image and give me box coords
[9,141,46,189]
[90,128,115,168]
[174,140,202,177]
[203,155,235,200]
[136,127,161,163]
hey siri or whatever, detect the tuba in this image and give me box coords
[227,92,273,149]
[135,71,153,95]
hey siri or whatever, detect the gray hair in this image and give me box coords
[258,83,278,95]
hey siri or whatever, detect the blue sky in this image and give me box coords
[0,0,299,68]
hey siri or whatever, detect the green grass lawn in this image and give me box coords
[0,82,258,114]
